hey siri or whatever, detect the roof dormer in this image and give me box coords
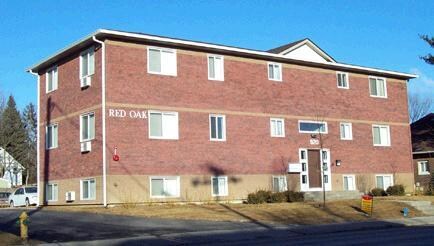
[267,38,336,63]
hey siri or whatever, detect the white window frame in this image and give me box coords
[375,174,394,190]
[209,114,226,141]
[46,66,58,93]
[148,110,179,140]
[268,62,282,81]
[80,112,95,142]
[46,123,58,149]
[336,71,349,89]
[46,183,58,202]
[147,46,177,76]
[207,54,224,81]
[298,120,328,134]
[79,47,95,86]
[339,122,353,140]
[418,161,430,175]
[372,124,391,147]
[150,176,180,198]
[211,176,228,197]
[80,178,96,200]
[270,118,285,137]
[272,176,288,192]
[368,76,387,98]
[342,174,356,191]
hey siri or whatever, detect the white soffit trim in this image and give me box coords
[27,29,418,79]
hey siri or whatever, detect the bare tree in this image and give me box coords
[420,34,434,65]
[409,93,433,123]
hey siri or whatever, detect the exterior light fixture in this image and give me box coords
[336,160,342,166]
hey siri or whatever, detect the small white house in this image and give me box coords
[0,147,24,188]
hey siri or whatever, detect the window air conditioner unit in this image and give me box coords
[66,191,75,202]
[81,141,91,153]
[81,76,91,88]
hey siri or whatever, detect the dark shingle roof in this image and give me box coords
[267,39,308,54]
[411,113,434,152]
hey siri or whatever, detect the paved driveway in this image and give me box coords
[2,208,434,245]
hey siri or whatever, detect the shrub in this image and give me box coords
[386,184,405,196]
[285,191,305,202]
[370,188,387,196]
[247,190,272,204]
[269,192,287,203]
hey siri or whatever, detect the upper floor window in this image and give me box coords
[270,118,285,137]
[372,124,390,146]
[336,72,349,89]
[208,55,224,81]
[340,122,353,140]
[147,47,177,76]
[418,161,429,175]
[46,66,58,93]
[80,48,95,87]
[46,124,58,149]
[80,113,95,142]
[148,111,179,140]
[299,120,328,134]
[210,114,226,141]
[369,77,387,98]
[268,62,282,81]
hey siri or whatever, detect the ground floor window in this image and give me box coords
[150,176,180,198]
[46,183,58,201]
[272,176,287,192]
[80,178,96,200]
[376,174,393,190]
[212,176,228,196]
[343,175,356,191]
[418,161,430,175]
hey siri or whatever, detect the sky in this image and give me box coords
[0,1,433,111]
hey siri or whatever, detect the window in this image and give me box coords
[46,183,58,202]
[372,125,390,146]
[150,176,180,198]
[369,77,387,98]
[148,111,179,140]
[336,72,349,89]
[46,124,58,149]
[15,188,24,195]
[208,55,224,81]
[147,47,177,76]
[46,66,58,93]
[340,122,353,140]
[299,121,328,134]
[80,113,95,142]
[209,114,226,141]
[418,161,430,175]
[80,178,96,200]
[212,176,228,196]
[80,48,95,87]
[376,175,393,190]
[343,175,356,191]
[268,62,282,81]
[270,118,285,137]
[273,176,288,192]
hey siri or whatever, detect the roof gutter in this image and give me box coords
[27,29,418,80]
[92,36,108,208]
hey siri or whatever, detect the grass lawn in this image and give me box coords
[45,199,424,225]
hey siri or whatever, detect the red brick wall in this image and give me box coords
[104,41,413,176]
[39,46,103,180]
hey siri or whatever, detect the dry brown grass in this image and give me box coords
[0,231,43,245]
[378,195,434,202]
[45,199,424,225]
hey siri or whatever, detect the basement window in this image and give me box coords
[46,183,58,202]
[212,176,228,196]
[150,176,180,198]
[80,178,96,200]
[273,176,288,192]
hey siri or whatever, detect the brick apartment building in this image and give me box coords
[28,29,417,205]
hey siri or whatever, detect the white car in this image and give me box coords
[9,186,38,207]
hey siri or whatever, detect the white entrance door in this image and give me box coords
[299,148,332,192]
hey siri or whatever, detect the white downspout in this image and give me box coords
[92,36,107,207]
[29,70,40,207]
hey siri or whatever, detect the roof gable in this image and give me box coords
[267,39,336,63]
